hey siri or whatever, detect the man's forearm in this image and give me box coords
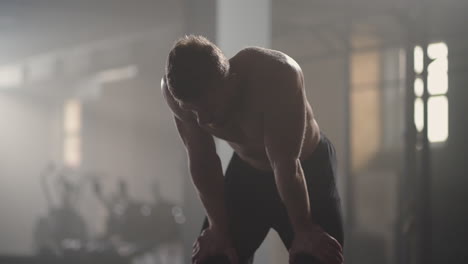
[190,153,229,234]
[274,159,313,233]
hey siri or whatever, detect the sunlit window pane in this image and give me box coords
[414,46,424,74]
[428,96,449,143]
[64,99,82,168]
[95,65,138,84]
[64,100,82,133]
[428,57,448,73]
[428,42,448,59]
[414,98,424,132]
[64,136,81,168]
[0,65,24,87]
[428,71,448,95]
[414,78,424,97]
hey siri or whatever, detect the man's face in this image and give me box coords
[178,79,229,126]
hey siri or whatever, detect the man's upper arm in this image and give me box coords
[160,77,216,159]
[263,67,306,170]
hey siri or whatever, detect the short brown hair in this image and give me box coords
[165,35,229,102]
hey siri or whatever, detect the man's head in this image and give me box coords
[165,35,235,125]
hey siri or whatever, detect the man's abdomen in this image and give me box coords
[228,118,321,172]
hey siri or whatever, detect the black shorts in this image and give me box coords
[200,132,344,264]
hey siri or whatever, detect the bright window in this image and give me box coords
[0,65,24,88]
[64,99,82,168]
[414,98,424,132]
[413,42,449,143]
[428,96,449,142]
[414,46,424,74]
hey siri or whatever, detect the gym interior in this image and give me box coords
[0,0,467,263]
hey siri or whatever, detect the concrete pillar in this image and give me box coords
[216,1,276,264]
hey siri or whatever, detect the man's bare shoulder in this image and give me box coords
[233,47,304,96]
[232,47,303,93]
[234,47,301,71]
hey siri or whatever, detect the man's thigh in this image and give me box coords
[198,176,272,263]
[199,211,270,264]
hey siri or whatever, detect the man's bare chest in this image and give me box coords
[201,109,263,146]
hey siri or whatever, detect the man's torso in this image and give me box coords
[196,47,320,170]
[166,47,321,171]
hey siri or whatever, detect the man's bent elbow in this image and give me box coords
[272,158,301,179]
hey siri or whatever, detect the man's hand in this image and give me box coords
[192,226,238,264]
[289,223,343,264]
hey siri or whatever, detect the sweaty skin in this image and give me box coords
[162,47,342,264]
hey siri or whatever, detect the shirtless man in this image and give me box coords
[161,35,344,264]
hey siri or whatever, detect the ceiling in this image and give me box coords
[272,0,468,60]
[0,0,182,64]
[2,0,466,64]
